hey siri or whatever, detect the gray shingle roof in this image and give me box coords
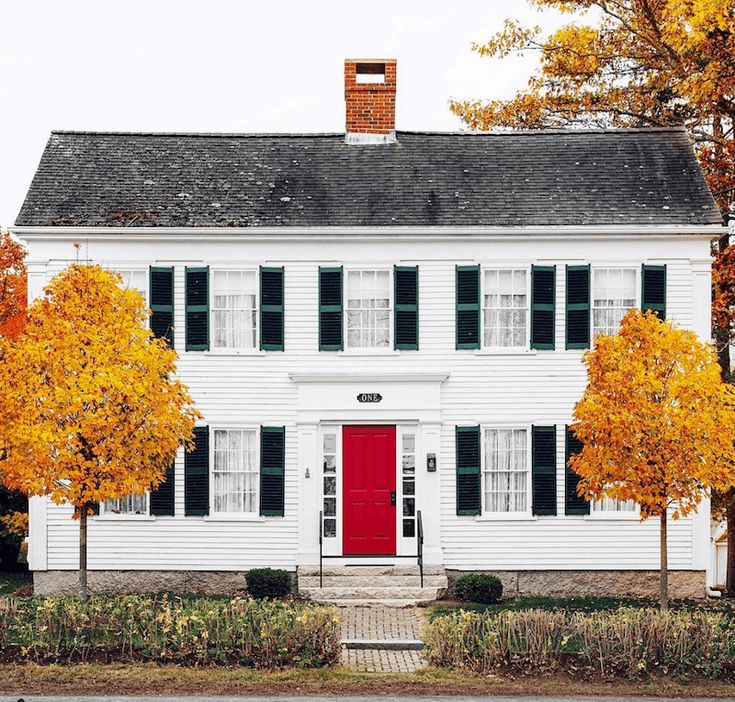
[15,127,723,228]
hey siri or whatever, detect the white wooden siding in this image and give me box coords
[28,233,711,572]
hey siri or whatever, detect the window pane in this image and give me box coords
[324,519,336,538]
[213,429,257,513]
[484,428,528,513]
[483,269,528,348]
[212,271,257,349]
[324,476,336,496]
[346,269,392,348]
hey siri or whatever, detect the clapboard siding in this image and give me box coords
[35,234,710,572]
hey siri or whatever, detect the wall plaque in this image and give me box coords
[357,392,382,403]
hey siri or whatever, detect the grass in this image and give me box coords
[1,663,735,698]
[0,571,31,597]
[428,595,735,620]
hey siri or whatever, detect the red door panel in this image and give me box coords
[342,425,396,555]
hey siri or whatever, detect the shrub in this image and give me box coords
[424,607,735,679]
[245,568,292,599]
[453,574,503,604]
[0,595,340,667]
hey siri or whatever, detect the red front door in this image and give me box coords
[342,425,396,555]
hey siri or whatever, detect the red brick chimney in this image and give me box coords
[344,58,397,144]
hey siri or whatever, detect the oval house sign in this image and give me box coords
[357,392,382,403]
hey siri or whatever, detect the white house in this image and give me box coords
[14,59,726,601]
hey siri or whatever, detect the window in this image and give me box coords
[103,493,147,515]
[322,432,338,538]
[483,428,529,513]
[401,433,417,538]
[346,269,391,349]
[212,270,257,349]
[592,268,637,338]
[114,269,147,300]
[483,269,528,348]
[212,429,258,513]
[591,495,638,514]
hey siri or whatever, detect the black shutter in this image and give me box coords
[150,462,175,517]
[319,267,343,351]
[531,265,555,349]
[185,267,209,351]
[456,426,481,515]
[565,426,588,515]
[642,264,666,320]
[260,426,285,517]
[260,267,284,351]
[150,267,174,347]
[456,265,480,349]
[185,426,209,516]
[532,425,557,516]
[566,265,590,349]
[394,265,419,350]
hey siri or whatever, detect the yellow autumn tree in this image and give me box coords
[569,310,735,608]
[0,265,200,597]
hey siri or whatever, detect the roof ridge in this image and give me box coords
[49,126,688,139]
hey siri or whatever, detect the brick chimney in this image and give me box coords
[344,58,397,144]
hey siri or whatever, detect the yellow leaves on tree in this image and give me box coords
[451,0,735,212]
[0,230,27,338]
[0,264,201,595]
[569,309,735,606]
[0,263,200,508]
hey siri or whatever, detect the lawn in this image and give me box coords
[427,594,735,620]
[0,571,31,596]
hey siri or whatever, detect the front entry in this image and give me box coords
[342,425,396,555]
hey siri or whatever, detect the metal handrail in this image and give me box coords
[417,510,424,588]
[318,509,323,588]
[317,509,424,588]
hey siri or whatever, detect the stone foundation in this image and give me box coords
[33,570,256,596]
[445,569,708,600]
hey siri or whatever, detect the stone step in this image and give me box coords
[300,586,441,603]
[309,597,430,607]
[342,638,424,650]
[299,574,448,588]
[297,564,445,577]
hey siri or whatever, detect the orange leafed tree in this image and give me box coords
[569,310,735,609]
[0,265,200,597]
[0,230,27,338]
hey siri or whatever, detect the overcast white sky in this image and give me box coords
[0,0,565,229]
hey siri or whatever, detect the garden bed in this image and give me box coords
[424,607,735,679]
[0,594,340,668]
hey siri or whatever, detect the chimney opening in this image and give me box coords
[356,62,386,84]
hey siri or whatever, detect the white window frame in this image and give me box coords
[208,425,260,518]
[108,267,149,303]
[588,493,640,519]
[480,264,531,351]
[99,492,150,518]
[591,266,640,342]
[209,267,260,353]
[343,265,394,352]
[320,424,343,556]
[397,425,420,554]
[480,424,533,519]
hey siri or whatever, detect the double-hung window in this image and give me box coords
[483,427,530,514]
[590,493,638,514]
[592,268,637,339]
[346,269,391,349]
[212,270,257,350]
[113,269,148,300]
[212,428,258,514]
[483,269,529,348]
[103,493,148,516]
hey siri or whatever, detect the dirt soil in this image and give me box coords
[1,664,734,698]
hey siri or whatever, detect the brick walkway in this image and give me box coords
[339,605,427,673]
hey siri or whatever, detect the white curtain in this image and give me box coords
[212,270,257,349]
[484,428,528,512]
[483,269,528,347]
[213,429,257,513]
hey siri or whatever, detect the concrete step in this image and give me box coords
[300,586,441,603]
[298,574,448,588]
[309,597,431,607]
[342,638,424,650]
[297,564,445,577]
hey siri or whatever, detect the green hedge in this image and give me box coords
[0,595,340,667]
[424,608,735,678]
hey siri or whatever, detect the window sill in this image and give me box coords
[337,350,401,357]
[474,514,537,522]
[584,513,641,521]
[203,515,266,522]
[201,349,267,357]
[473,348,538,356]
[93,515,156,522]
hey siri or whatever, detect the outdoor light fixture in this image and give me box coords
[427,453,437,472]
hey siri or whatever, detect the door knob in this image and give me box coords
[390,491,396,506]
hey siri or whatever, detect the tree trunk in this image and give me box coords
[79,506,88,600]
[727,493,735,596]
[660,509,668,610]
